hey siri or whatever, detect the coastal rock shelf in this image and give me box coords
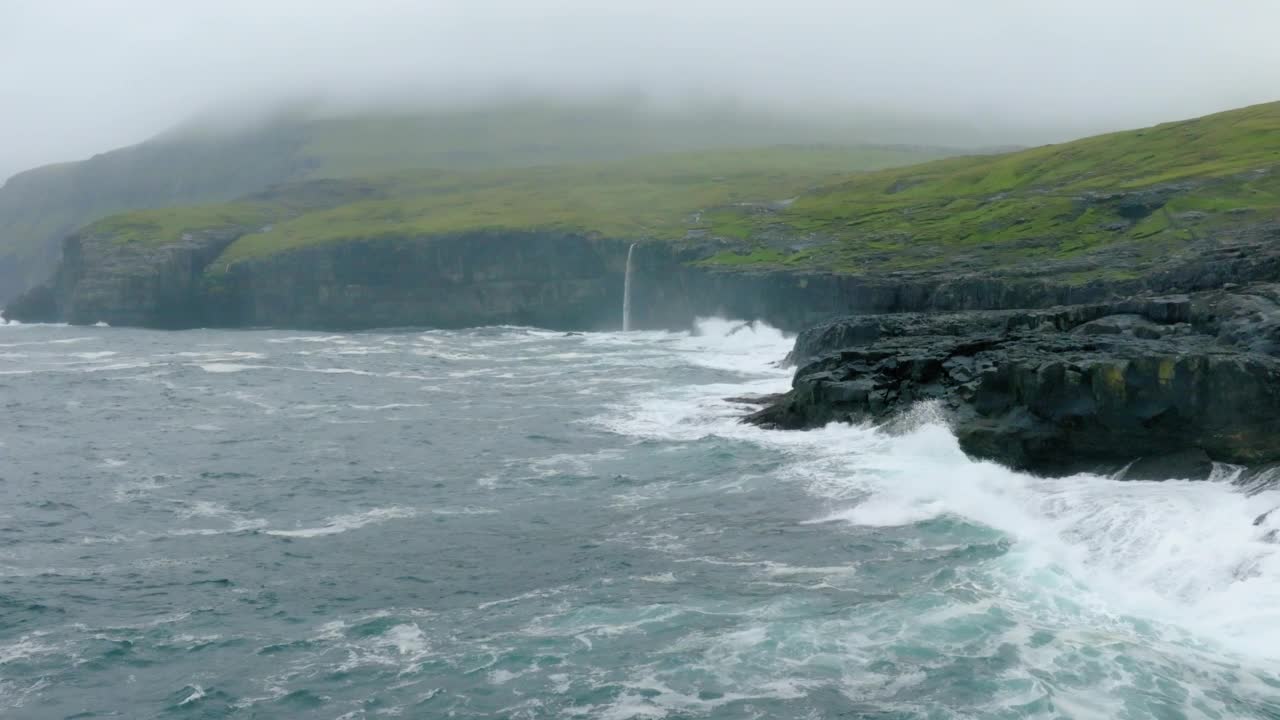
[749,286,1280,478]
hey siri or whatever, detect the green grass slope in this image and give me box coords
[214,146,943,264]
[55,101,1280,289]
[0,100,950,299]
[79,144,942,261]
[699,101,1280,277]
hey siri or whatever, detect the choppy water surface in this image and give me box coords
[3,319,1280,719]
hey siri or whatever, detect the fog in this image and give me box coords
[3,0,1279,180]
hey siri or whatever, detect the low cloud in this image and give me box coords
[2,0,1278,179]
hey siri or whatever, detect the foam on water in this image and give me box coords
[264,506,418,538]
[599,318,1280,668]
[6,318,1280,718]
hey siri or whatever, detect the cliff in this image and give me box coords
[4,102,1278,332]
[0,100,943,303]
[0,123,307,302]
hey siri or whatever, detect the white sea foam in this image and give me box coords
[266,335,348,344]
[265,507,418,538]
[430,506,499,516]
[0,636,61,665]
[599,316,1280,666]
[194,362,261,373]
[177,685,205,705]
[380,623,429,656]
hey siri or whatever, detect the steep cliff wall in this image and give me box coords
[200,235,1206,332]
[206,232,633,330]
[625,223,1280,332]
[7,219,1280,332]
[5,229,243,327]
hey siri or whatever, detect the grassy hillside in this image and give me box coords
[0,123,307,296]
[697,101,1280,277]
[44,101,1280,289]
[80,145,942,262]
[214,146,943,264]
[0,100,950,299]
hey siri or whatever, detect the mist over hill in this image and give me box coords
[0,98,956,300]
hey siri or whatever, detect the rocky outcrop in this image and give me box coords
[7,229,245,327]
[749,286,1280,478]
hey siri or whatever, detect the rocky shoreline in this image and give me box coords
[748,285,1280,478]
[5,198,1280,480]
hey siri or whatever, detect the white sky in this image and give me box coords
[2,0,1278,180]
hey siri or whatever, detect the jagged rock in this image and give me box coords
[751,288,1280,477]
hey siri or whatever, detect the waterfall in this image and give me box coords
[622,243,637,331]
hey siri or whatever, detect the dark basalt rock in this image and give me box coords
[751,286,1280,478]
[1,282,58,323]
[6,209,1280,334]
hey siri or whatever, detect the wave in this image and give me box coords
[599,318,1280,666]
[0,320,69,329]
[846,422,1280,657]
[265,507,418,538]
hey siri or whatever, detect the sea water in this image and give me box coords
[2,319,1279,718]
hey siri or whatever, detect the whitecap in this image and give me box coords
[380,623,428,656]
[430,506,499,516]
[177,685,205,706]
[194,362,260,373]
[638,572,678,584]
[265,507,417,538]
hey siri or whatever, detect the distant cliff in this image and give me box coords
[0,101,946,303]
[5,101,1279,332]
[8,215,1280,334]
[0,124,307,302]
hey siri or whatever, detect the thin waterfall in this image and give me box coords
[622,243,637,331]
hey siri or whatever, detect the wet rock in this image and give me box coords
[1119,449,1215,481]
[751,288,1280,477]
[725,393,786,407]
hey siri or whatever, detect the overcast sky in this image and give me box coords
[2,0,1279,181]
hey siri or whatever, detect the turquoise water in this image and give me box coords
[2,319,1280,719]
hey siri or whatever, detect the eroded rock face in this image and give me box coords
[5,216,1280,333]
[2,228,243,327]
[751,287,1280,477]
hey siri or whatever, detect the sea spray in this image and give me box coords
[622,242,636,331]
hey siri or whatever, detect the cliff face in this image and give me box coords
[6,220,1280,332]
[5,229,243,327]
[207,233,633,330]
[628,220,1280,332]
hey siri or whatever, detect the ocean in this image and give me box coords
[2,319,1279,719]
